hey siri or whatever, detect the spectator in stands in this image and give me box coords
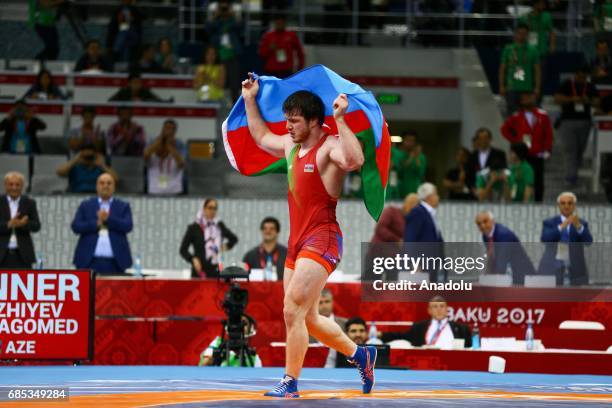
[554,66,599,186]
[131,44,169,74]
[109,72,163,102]
[107,106,146,156]
[499,23,541,116]
[0,99,44,155]
[385,141,403,200]
[538,192,593,286]
[592,39,612,83]
[508,142,535,203]
[28,0,63,61]
[143,119,186,195]
[193,47,226,102]
[242,216,287,280]
[443,147,474,200]
[396,130,427,197]
[207,0,244,101]
[366,193,419,281]
[106,0,143,63]
[206,0,243,23]
[156,38,176,73]
[475,210,534,284]
[71,173,133,274]
[476,156,511,202]
[258,14,305,78]
[67,107,106,156]
[380,295,472,349]
[180,199,238,278]
[57,144,118,193]
[519,0,556,70]
[23,69,66,100]
[594,0,612,46]
[465,127,507,197]
[404,183,444,282]
[325,317,368,368]
[370,193,419,248]
[501,92,554,202]
[75,39,114,73]
[0,171,41,269]
[318,288,347,331]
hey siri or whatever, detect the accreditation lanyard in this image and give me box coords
[512,44,528,66]
[258,245,279,268]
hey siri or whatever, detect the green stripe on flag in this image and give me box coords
[356,128,386,221]
[251,158,288,176]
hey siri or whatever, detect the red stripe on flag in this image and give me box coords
[226,127,283,175]
[376,124,391,188]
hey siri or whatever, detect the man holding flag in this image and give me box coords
[240,72,378,398]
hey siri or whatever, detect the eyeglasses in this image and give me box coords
[206,206,218,210]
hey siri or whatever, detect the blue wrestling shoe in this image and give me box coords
[263,374,299,398]
[347,345,377,394]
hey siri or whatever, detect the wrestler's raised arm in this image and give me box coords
[241,73,291,158]
[328,93,364,171]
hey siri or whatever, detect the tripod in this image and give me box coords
[213,315,258,367]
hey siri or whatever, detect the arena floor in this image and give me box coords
[1,366,611,407]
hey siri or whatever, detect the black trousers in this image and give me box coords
[35,24,60,61]
[0,249,32,269]
[527,156,545,202]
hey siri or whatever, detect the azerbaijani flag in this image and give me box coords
[222,64,391,221]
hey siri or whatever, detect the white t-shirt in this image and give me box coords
[147,154,183,195]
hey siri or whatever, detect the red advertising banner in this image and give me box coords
[0,270,94,361]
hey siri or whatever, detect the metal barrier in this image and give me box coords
[177,0,594,52]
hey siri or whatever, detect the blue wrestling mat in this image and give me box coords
[1,366,611,407]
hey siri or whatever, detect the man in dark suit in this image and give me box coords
[71,173,133,275]
[404,183,444,282]
[380,296,472,349]
[0,172,41,269]
[475,211,535,285]
[311,288,347,343]
[466,128,508,197]
[538,192,593,286]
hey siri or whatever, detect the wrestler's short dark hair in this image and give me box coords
[345,317,367,332]
[282,90,325,126]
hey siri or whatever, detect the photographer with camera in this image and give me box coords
[0,99,45,155]
[57,144,118,193]
[144,119,185,195]
[199,314,262,367]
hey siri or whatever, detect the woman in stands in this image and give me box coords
[23,69,66,100]
[193,46,226,102]
[179,198,238,278]
[156,38,176,73]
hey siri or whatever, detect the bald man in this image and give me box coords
[475,211,534,284]
[538,192,592,286]
[0,172,41,268]
[71,173,134,275]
